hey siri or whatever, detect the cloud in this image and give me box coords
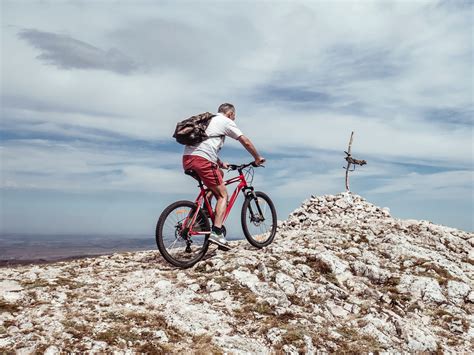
[1,0,472,232]
[17,29,137,74]
[0,139,193,195]
[367,170,473,199]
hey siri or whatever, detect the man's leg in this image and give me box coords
[205,169,224,212]
[208,183,227,228]
[207,183,231,250]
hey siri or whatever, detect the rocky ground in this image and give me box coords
[1,192,473,353]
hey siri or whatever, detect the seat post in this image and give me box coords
[185,169,204,189]
[197,179,204,189]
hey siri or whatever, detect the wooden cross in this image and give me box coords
[344,131,367,192]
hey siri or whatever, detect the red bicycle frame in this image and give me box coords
[184,170,249,236]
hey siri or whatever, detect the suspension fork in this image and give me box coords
[243,187,265,221]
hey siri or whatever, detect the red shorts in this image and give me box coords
[183,155,224,188]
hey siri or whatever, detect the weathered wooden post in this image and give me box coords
[344,131,367,192]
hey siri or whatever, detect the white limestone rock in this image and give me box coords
[398,275,446,303]
[0,280,24,302]
[404,325,438,352]
[275,272,296,296]
[447,280,471,302]
[0,192,472,353]
[317,251,348,275]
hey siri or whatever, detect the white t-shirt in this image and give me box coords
[183,113,243,163]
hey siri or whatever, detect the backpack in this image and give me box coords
[173,112,219,146]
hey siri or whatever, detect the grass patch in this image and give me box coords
[193,263,208,273]
[0,299,20,313]
[20,279,50,289]
[3,319,16,328]
[305,256,331,274]
[333,326,382,352]
[230,284,270,320]
[214,275,234,287]
[461,257,474,266]
[122,311,181,342]
[54,277,86,289]
[135,342,173,353]
[62,320,90,338]
[192,334,224,355]
[385,276,401,286]
[105,311,128,322]
[96,326,139,344]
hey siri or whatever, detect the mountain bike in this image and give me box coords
[156,162,277,268]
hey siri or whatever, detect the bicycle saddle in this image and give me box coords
[184,169,201,182]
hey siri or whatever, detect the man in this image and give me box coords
[182,103,265,250]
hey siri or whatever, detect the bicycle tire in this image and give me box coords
[241,191,277,248]
[156,200,210,268]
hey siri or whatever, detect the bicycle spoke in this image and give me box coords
[168,237,181,249]
[157,201,210,268]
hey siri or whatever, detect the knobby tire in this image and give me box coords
[241,191,277,248]
[156,200,210,268]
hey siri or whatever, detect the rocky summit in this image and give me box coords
[1,192,473,353]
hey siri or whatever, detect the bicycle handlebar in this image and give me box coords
[228,162,264,171]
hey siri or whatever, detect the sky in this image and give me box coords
[1,0,473,236]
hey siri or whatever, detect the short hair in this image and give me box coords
[218,103,235,114]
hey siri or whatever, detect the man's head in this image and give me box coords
[218,103,236,120]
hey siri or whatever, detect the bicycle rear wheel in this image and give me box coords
[241,191,277,248]
[156,200,210,268]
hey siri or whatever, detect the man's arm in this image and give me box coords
[238,135,265,165]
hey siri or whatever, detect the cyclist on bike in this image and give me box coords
[182,103,265,250]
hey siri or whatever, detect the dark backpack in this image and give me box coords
[173,112,219,146]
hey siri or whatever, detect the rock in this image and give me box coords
[19,322,33,331]
[468,291,474,303]
[404,325,438,352]
[275,273,296,296]
[446,280,471,301]
[232,269,260,291]
[44,345,60,355]
[206,280,221,292]
[317,251,348,275]
[326,301,349,318]
[188,284,200,292]
[257,262,269,282]
[351,261,391,284]
[266,327,284,345]
[0,280,24,302]
[335,199,349,209]
[0,192,472,353]
[91,341,108,352]
[153,330,169,343]
[398,275,446,303]
[210,290,229,301]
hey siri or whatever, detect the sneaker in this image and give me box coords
[209,231,231,251]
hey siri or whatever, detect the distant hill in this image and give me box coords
[1,192,472,352]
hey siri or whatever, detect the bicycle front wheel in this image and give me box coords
[156,200,210,268]
[241,191,277,248]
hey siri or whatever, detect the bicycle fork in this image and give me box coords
[244,188,265,223]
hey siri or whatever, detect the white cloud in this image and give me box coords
[367,170,473,199]
[1,1,472,232]
[0,139,194,194]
